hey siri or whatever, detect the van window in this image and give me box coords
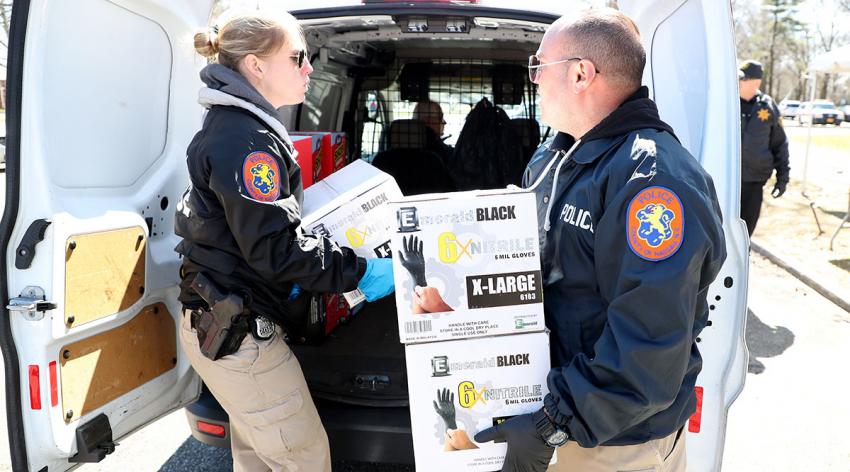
[355,59,542,161]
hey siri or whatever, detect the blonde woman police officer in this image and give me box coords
[175,11,394,471]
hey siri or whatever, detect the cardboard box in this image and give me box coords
[292,134,322,188]
[389,190,544,343]
[405,332,551,472]
[292,135,318,189]
[293,131,348,179]
[301,159,404,306]
[322,293,350,335]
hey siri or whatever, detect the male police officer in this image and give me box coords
[474,9,726,472]
[738,60,790,236]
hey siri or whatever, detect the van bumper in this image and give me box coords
[316,399,414,464]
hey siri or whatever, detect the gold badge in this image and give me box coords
[757,109,770,122]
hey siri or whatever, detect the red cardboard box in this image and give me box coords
[321,132,348,178]
[293,132,348,180]
[323,293,351,335]
[291,135,321,189]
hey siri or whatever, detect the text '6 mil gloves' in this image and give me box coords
[475,413,554,472]
[357,258,395,302]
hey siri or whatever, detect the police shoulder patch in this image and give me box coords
[242,151,281,202]
[626,186,684,261]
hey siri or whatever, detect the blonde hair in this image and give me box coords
[194,11,305,70]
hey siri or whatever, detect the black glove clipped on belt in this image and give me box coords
[433,388,458,431]
[474,413,554,472]
[399,235,427,287]
[772,180,787,198]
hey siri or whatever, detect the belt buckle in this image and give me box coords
[252,315,275,340]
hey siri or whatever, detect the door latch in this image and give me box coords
[6,286,56,321]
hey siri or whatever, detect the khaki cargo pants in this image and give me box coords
[548,428,686,472]
[180,310,331,472]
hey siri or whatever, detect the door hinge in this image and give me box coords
[6,286,56,321]
[15,219,51,269]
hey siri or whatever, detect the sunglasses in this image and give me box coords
[527,55,600,83]
[289,49,308,68]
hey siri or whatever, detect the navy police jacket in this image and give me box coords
[523,87,727,447]
[740,91,789,184]
[175,64,363,327]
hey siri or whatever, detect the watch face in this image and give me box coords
[547,430,568,446]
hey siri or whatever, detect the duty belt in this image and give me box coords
[189,309,275,355]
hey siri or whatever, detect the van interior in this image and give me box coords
[293,16,552,398]
[285,11,549,462]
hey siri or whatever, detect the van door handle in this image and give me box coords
[6,286,55,321]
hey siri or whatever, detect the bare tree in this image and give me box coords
[809,0,850,98]
[763,0,805,97]
[0,0,11,69]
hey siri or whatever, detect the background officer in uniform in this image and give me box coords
[474,9,726,472]
[175,11,394,472]
[738,59,790,236]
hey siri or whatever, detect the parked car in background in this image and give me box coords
[779,99,801,121]
[798,100,844,125]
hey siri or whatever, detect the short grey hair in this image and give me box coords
[559,8,645,91]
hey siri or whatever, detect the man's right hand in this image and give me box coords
[475,413,554,472]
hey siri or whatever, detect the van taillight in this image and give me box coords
[197,421,226,437]
[49,361,58,407]
[688,386,703,433]
[29,365,41,410]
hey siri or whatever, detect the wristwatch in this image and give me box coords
[532,407,569,447]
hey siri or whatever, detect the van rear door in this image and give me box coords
[1,1,211,470]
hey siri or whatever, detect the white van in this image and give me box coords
[1,1,748,471]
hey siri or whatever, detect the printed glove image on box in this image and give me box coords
[405,332,551,471]
[390,191,545,343]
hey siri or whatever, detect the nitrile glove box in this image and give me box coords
[292,131,347,179]
[292,134,320,189]
[301,159,403,306]
[389,190,544,343]
[405,332,551,472]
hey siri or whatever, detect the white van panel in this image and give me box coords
[624,1,749,471]
[41,0,171,188]
[8,1,212,470]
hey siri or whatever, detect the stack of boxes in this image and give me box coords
[292,131,353,336]
[389,190,552,471]
[292,131,348,189]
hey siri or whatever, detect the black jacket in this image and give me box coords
[175,64,363,327]
[523,87,727,447]
[740,92,790,183]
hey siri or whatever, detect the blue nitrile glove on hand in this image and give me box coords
[287,283,302,301]
[357,258,395,302]
[474,413,555,472]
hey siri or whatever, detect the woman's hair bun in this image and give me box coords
[194,27,220,58]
